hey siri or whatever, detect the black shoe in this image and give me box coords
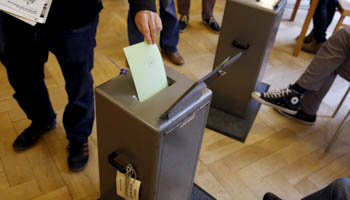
[68,141,89,172]
[203,17,221,33]
[179,15,189,33]
[263,192,282,200]
[274,108,316,125]
[13,120,57,151]
[251,85,301,115]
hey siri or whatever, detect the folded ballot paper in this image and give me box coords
[0,0,52,26]
[123,42,168,102]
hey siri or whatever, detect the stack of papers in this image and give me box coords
[0,0,52,26]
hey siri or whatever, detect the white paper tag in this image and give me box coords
[116,170,141,200]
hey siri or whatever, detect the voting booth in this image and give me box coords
[207,0,287,141]
[96,67,212,200]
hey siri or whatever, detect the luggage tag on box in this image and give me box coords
[116,164,141,200]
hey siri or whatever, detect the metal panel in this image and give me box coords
[209,0,286,119]
[96,67,212,200]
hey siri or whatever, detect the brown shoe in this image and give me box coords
[302,39,323,54]
[296,31,314,44]
[163,51,184,66]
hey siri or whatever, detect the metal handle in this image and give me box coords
[108,152,127,173]
[232,40,250,50]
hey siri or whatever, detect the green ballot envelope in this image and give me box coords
[123,42,168,102]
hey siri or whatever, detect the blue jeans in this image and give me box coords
[1,15,99,143]
[127,0,179,53]
[302,178,350,200]
[313,0,338,43]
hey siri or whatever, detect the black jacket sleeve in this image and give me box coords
[128,0,156,14]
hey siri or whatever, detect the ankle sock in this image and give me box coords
[291,83,306,94]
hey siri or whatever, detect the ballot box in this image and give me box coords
[96,67,212,200]
[207,0,287,141]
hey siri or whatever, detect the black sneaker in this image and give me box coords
[251,85,301,115]
[179,15,189,33]
[68,141,89,172]
[13,120,57,151]
[203,17,221,33]
[263,192,282,200]
[274,108,316,125]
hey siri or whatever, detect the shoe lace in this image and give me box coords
[264,87,292,98]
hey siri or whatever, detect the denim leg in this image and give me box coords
[127,1,179,53]
[302,178,350,200]
[159,0,179,53]
[2,15,56,125]
[313,0,336,43]
[127,11,145,45]
[49,17,99,143]
[326,0,338,26]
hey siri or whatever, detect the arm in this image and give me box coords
[129,0,162,44]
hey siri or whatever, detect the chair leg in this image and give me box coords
[293,0,319,56]
[334,15,346,33]
[325,108,350,152]
[290,0,302,21]
[332,86,350,118]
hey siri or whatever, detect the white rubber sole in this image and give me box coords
[274,108,315,125]
[251,92,298,115]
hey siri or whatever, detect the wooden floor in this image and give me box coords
[1,0,350,199]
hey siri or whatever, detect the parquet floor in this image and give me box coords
[0,0,350,199]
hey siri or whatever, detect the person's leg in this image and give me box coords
[253,27,350,118]
[159,0,184,65]
[302,178,350,200]
[2,16,56,125]
[299,71,336,115]
[49,17,99,145]
[0,12,5,62]
[294,27,350,115]
[1,15,56,150]
[326,0,338,27]
[202,0,215,20]
[127,11,145,45]
[297,27,350,91]
[49,17,99,172]
[313,0,330,43]
[177,0,190,16]
[303,0,332,53]
[159,0,179,54]
[201,0,221,32]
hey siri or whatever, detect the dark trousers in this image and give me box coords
[177,0,216,20]
[297,27,350,115]
[302,178,350,200]
[1,15,99,143]
[313,0,338,43]
[0,12,5,62]
[127,0,179,53]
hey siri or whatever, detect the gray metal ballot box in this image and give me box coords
[207,0,287,141]
[95,67,212,200]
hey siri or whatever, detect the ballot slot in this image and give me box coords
[131,76,176,101]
